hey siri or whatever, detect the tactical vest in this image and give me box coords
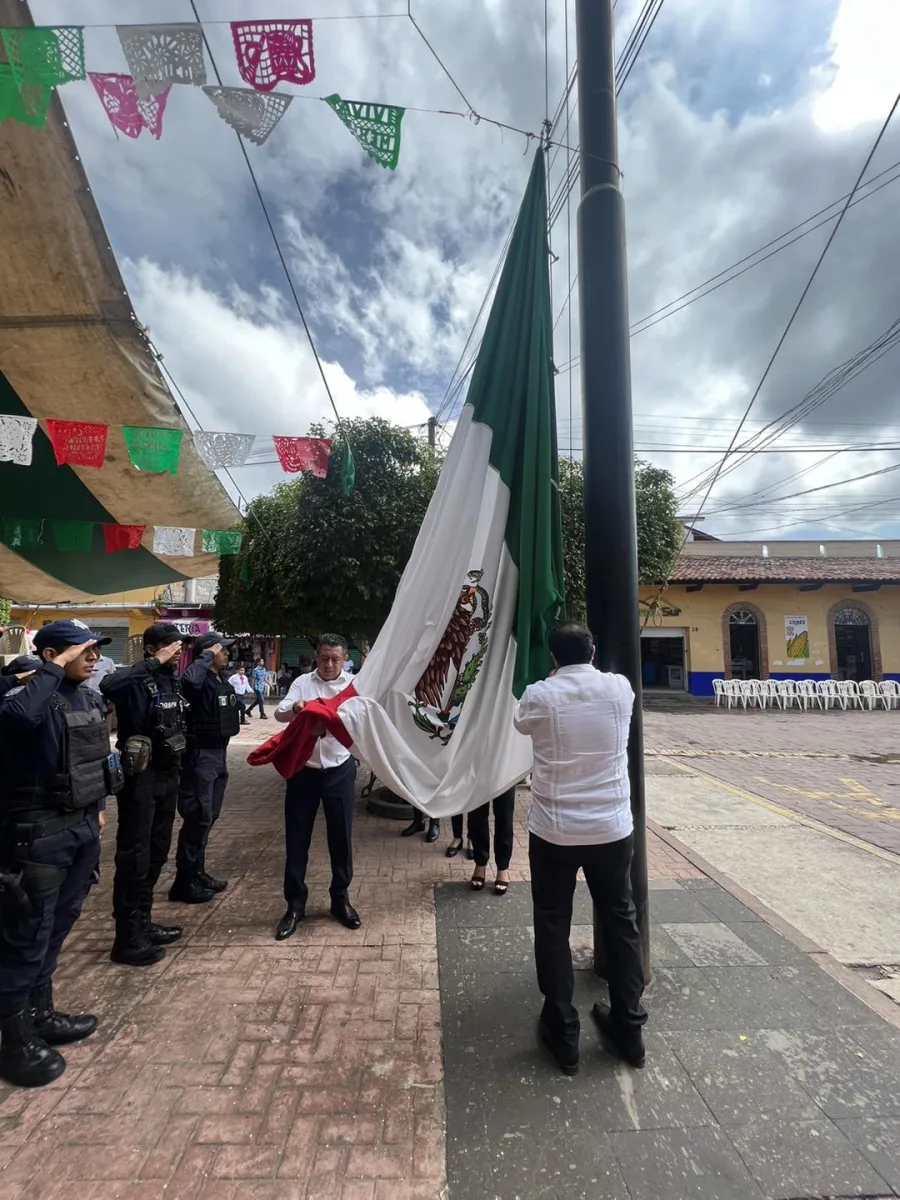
[2,693,111,814]
[145,676,188,763]
[190,677,241,743]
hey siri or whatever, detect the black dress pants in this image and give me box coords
[283,759,356,910]
[113,767,179,926]
[469,787,515,869]
[529,831,647,1050]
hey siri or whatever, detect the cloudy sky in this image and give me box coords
[31,0,900,540]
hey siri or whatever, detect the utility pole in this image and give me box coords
[575,0,649,979]
[427,416,437,448]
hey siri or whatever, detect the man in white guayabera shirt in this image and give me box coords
[272,634,360,942]
[514,621,647,1077]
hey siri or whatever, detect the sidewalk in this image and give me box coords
[0,734,896,1198]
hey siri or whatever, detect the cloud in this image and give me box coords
[29,0,900,539]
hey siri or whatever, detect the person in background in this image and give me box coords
[272,634,361,940]
[514,621,647,1077]
[227,666,252,726]
[445,813,473,859]
[171,634,240,905]
[100,624,191,967]
[468,786,516,894]
[342,652,354,677]
[400,808,440,843]
[85,651,116,695]
[277,666,292,697]
[246,658,269,720]
[0,621,114,1087]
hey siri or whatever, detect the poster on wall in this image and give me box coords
[784,614,810,660]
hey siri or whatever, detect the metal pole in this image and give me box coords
[575,0,649,981]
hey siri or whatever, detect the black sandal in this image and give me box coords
[446,839,463,858]
[494,879,510,896]
[470,869,486,891]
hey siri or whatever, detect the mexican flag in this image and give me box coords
[249,150,565,816]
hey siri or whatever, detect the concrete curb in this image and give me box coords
[647,816,900,1032]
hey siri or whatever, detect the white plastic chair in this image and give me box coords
[795,679,819,710]
[816,679,837,710]
[745,679,765,709]
[835,680,861,710]
[776,679,799,709]
[878,680,900,710]
[760,679,779,710]
[860,680,886,711]
[713,679,727,707]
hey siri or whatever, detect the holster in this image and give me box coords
[122,736,152,778]
[0,869,32,916]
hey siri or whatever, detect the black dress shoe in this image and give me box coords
[146,921,183,946]
[168,877,216,904]
[275,908,305,941]
[401,816,425,837]
[330,900,361,930]
[424,819,440,843]
[538,1018,579,1076]
[592,1002,646,1069]
[198,871,228,894]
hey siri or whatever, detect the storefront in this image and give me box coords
[640,628,686,690]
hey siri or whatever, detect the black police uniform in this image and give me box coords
[0,662,114,1087]
[171,648,240,902]
[101,653,189,964]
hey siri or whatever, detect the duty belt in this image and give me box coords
[4,807,97,853]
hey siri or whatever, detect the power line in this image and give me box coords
[188,0,347,443]
[68,11,410,29]
[552,157,900,349]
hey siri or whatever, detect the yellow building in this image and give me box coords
[640,538,900,696]
[9,587,166,664]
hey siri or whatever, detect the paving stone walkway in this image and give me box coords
[0,737,695,1199]
[438,877,900,1200]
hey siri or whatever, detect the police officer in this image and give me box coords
[170,633,239,904]
[0,656,40,701]
[100,623,191,967]
[0,621,117,1088]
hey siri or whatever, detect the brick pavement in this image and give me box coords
[0,724,697,1199]
[645,708,900,855]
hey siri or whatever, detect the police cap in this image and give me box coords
[192,632,235,655]
[0,654,42,676]
[144,622,193,648]
[33,620,112,653]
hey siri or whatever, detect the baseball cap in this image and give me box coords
[192,632,235,655]
[1,654,41,676]
[33,620,112,653]
[144,622,193,648]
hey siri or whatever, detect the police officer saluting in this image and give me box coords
[100,623,191,967]
[170,633,240,904]
[0,620,120,1088]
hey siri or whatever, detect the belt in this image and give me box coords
[4,807,96,850]
[307,758,353,774]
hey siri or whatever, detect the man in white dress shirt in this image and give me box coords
[272,634,360,940]
[514,621,647,1076]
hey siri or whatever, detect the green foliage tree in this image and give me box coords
[557,458,681,622]
[0,598,9,627]
[215,418,442,639]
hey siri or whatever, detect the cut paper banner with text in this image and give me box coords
[249,150,565,816]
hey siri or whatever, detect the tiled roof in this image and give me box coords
[670,555,900,584]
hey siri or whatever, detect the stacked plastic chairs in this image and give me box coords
[712,677,899,711]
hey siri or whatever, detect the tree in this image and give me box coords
[0,598,9,627]
[215,418,442,639]
[558,458,681,622]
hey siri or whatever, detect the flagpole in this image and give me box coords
[574,0,650,980]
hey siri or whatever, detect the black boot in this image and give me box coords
[110,914,166,967]
[29,982,97,1045]
[168,874,215,904]
[198,870,228,894]
[401,813,426,837]
[142,906,182,946]
[0,1011,66,1088]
